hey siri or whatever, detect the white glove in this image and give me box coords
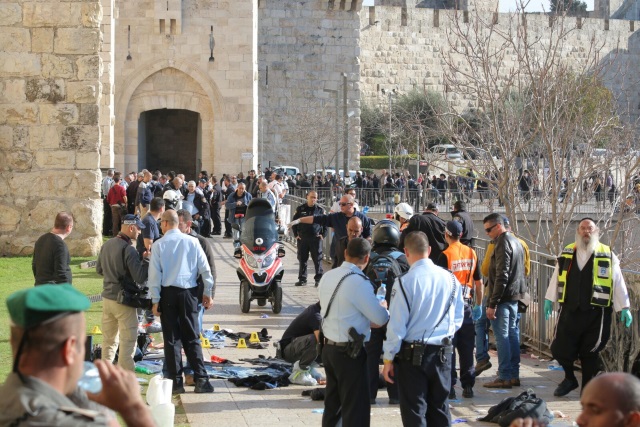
[288,219,300,228]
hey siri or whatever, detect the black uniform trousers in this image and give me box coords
[322,344,370,427]
[102,198,112,235]
[395,345,452,427]
[451,304,476,389]
[297,236,323,282]
[211,204,221,234]
[551,305,612,389]
[365,327,398,402]
[282,334,317,368]
[224,209,231,236]
[159,286,208,383]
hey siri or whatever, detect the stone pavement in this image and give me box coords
[179,236,582,427]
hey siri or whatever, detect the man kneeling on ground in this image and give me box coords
[279,302,326,386]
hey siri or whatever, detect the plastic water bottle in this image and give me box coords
[363,206,369,214]
[376,283,386,302]
[77,361,102,394]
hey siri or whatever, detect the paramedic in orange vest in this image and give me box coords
[436,220,483,399]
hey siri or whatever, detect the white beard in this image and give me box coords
[575,231,599,254]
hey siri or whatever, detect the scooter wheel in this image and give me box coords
[272,285,283,314]
[240,280,251,313]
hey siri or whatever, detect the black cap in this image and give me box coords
[122,214,146,229]
[426,202,438,211]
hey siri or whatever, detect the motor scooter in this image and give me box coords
[232,198,285,313]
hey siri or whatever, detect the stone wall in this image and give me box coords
[0,0,104,256]
[111,0,257,176]
[359,6,640,122]
[257,0,362,172]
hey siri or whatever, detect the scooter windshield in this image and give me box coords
[240,199,278,254]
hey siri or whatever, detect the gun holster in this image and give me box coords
[345,327,365,359]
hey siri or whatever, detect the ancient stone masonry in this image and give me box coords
[0,0,104,256]
[358,6,640,122]
[257,0,362,170]
[112,0,257,179]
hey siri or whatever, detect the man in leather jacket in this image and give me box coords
[482,213,527,390]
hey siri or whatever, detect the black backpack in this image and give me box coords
[365,251,403,301]
[479,390,553,427]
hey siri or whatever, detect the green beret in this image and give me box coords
[7,284,90,329]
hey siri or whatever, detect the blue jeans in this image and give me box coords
[489,301,520,381]
[231,216,246,248]
[474,298,490,363]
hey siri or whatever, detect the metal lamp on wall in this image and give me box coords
[209,26,215,62]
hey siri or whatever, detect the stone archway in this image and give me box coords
[115,63,223,176]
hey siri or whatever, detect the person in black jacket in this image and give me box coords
[398,202,447,261]
[32,212,74,286]
[292,191,327,287]
[482,213,527,390]
[451,200,475,247]
[364,220,409,405]
[209,176,223,235]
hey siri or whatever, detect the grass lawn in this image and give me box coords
[0,256,189,426]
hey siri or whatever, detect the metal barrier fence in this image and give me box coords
[281,196,639,357]
[288,186,630,215]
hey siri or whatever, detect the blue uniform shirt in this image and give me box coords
[383,257,464,361]
[318,261,389,342]
[148,229,214,303]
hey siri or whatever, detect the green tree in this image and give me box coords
[551,0,588,16]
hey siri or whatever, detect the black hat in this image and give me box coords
[454,201,466,211]
[426,202,438,211]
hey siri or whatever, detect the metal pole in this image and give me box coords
[343,74,349,181]
[335,90,339,174]
[416,127,420,180]
[388,92,392,173]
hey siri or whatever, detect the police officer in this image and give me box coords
[289,194,372,269]
[437,221,483,399]
[292,190,327,287]
[364,220,410,405]
[318,238,389,427]
[383,231,464,427]
[544,218,632,396]
[0,284,155,426]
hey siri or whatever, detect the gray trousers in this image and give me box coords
[282,334,317,369]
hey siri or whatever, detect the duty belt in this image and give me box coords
[325,339,349,347]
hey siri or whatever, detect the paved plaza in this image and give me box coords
[178,235,582,427]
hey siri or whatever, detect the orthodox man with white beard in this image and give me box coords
[544,218,633,397]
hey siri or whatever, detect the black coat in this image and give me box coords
[399,212,447,261]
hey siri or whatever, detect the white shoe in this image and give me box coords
[289,361,318,386]
[309,362,325,382]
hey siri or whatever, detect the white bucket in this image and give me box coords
[146,375,173,406]
[151,402,175,427]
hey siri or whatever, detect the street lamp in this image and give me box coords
[382,88,398,172]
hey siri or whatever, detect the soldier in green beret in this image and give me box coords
[0,284,154,426]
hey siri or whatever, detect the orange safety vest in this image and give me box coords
[442,241,477,299]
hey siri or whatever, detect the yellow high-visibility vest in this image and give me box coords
[556,242,613,307]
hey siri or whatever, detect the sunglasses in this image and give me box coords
[484,224,498,233]
[339,202,353,207]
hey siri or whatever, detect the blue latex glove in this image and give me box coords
[544,300,553,321]
[472,305,482,322]
[621,308,633,328]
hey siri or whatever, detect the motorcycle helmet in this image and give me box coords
[163,189,180,210]
[372,219,400,247]
[394,202,414,221]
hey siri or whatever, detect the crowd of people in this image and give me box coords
[6,162,637,426]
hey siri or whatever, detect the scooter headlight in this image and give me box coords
[244,253,258,269]
[261,254,275,269]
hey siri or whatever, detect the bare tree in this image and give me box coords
[433,5,640,258]
[281,97,340,175]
